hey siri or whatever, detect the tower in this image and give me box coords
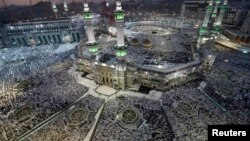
[181,3,185,18]
[199,0,213,35]
[114,1,127,90]
[241,11,250,33]
[212,0,220,18]
[115,2,125,47]
[83,2,99,64]
[64,0,69,13]
[214,0,229,32]
[51,0,58,18]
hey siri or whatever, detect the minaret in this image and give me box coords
[199,0,214,35]
[51,1,58,18]
[212,0,229,35]
[214,0,228,26]
[115,2,125,47]
[202,0,213,27]
[212,0,220,18]
[64,0,69,13]
[114,1,126,90]
[83,3,98,62]
[115,1,126,61]
[181,3,186,18]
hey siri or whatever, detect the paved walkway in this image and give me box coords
[84,103,105,141]
[18,55,164,141]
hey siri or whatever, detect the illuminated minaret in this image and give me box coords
[214,0,228,26]
[64,0,69,13]
[212,0,220,18]
[114,1,126,90]
[199,0,214,35]
[83,3,98,62]
[115,2,125,47]
[51,1,58,17]
[202,0,213,27]
[114,1,126,61]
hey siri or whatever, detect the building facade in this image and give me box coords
[0,18,85,48]
[75,1,211,91]
[76,55,202,91]
[0,34,5,48]
[222,10,250,44]
[181,0,210,20]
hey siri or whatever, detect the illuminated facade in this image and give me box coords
[198,0,229,47]
[1,19,85,47]
[76,1,207,91]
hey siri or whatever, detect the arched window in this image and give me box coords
[52,35,57,43]
[43,36,48,44]
[22,38,27,46]
[76,33,80,42]
[72,33,76,42]
[57,35,61,43]
[17,38,22,46]
[235,36,240,43]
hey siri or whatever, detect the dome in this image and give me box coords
[142,39,152,48]
[130,38,140,46]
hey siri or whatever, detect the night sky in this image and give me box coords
[2,0,128,6]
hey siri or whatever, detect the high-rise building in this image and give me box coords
[1,19,84,48]
[181,0,210,19]
[240,11,250,33]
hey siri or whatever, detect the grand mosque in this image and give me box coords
[75,1,226,91]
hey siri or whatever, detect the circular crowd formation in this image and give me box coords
[121,108,139,124]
